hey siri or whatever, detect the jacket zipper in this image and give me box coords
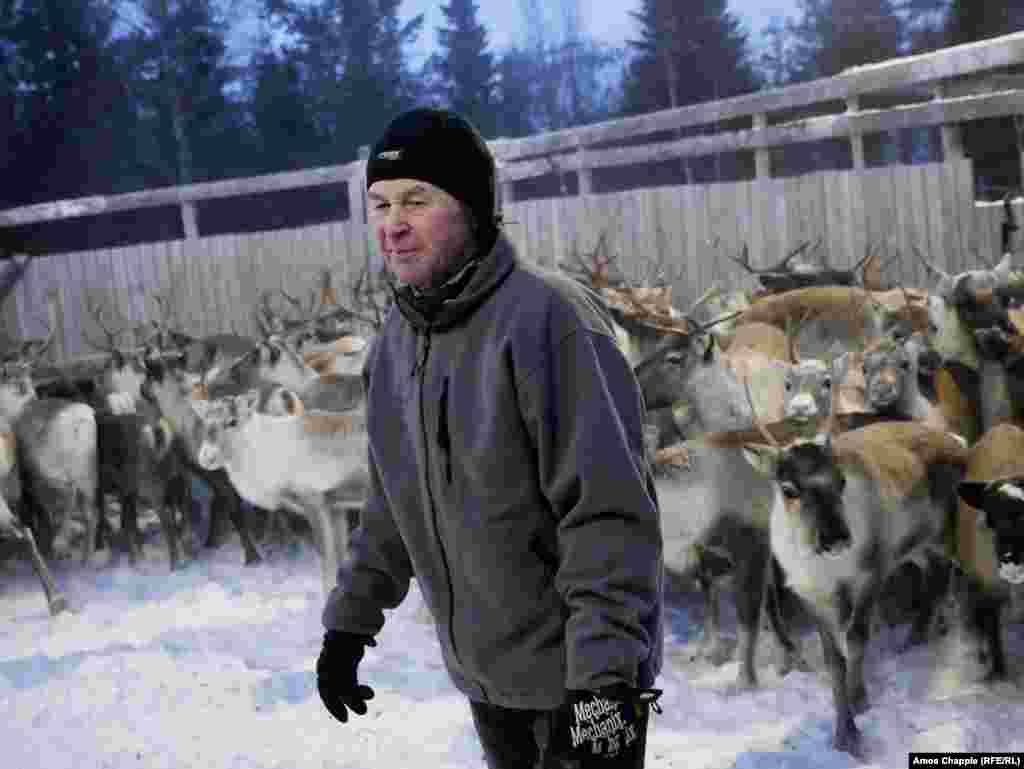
[416,332,473,694]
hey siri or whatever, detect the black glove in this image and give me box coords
[549,684,663,766]
[316,630,377,724]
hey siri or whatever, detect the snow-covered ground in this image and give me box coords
[1,513,1022,769]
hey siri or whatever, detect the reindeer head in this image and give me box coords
[743,377,853,557]
[862,339,915,413]
[0,335,54,421]
[191,389,261,471]
[213,338,311,394]
[783,355,849,426]
[745,433,853,557]
[633,331,715,412]
[956,478,1024,585]
[922,251,1015,370]
[0,358,36,420]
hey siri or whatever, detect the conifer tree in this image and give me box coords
[431,0,497,137]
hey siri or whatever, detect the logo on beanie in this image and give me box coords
[377,149,402,161]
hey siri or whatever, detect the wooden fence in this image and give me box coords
[1,31,1024,366]
[4,158,1021,366]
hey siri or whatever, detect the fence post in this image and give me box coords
[1016,115,1024,199]
[753,113,770,179]
[847,96,865,171]
[933,83,964,161]
[180,201,199,239]
[350,145,369,227]
[46,287,65,363]
[351,145,377,272]
[577,137,593,196]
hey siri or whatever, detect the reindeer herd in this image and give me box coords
[1,204,1024,757]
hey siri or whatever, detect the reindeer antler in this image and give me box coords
[564,231,626,290]
[912,244,950,282]
[81,290,130,353]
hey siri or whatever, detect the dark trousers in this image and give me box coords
[469,700,652,769]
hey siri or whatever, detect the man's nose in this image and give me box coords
[382,207,411,241]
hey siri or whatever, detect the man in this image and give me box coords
[316,106,665,769]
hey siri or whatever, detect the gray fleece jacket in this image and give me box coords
[322,234,664,709]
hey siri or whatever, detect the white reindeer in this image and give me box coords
[0,339,99,566]
[0,415,67,614]
[191,386,369,595]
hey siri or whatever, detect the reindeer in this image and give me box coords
[861,336,951,430]
[948,423,1024,683]
[920,250,1017,441]
[0,414,67,615]
[196,334,367,550]
[95,410,191,571]
[633,321,818,688]
[0,332,101,567]
[725,239,885,294]
[81,290,149,415]
[140,353,263,565]
[733,285,891,361]
[191,385,369,595]
[742,396,968,757]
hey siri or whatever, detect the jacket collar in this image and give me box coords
[390,233,517,332]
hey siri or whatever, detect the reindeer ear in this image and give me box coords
[265,387,303,416]
[742,444,781,478]
[701,334,715,364]
[152,419,173,457]
[956,480,990,510]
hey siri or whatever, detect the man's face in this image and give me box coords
[367,178,472,290]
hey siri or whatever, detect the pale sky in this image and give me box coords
[397,0,804,64]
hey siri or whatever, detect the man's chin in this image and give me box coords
[390,266,431,289]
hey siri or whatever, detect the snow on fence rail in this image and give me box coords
[1,32,1023,367]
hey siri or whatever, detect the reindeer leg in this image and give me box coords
[78,488,99,568]
[154,501,181,572]
[731,535,773,690]
[765,557,810,675]
[20,524,67,615]
[94,495,112,552]
[902,553,948,651]
[168,473,196,561]
[846,589,878,716]
[695,576,731,665]
[204,488,233,549]
[820,623,862,758]
[981,596,1008,681]
[208,474,261,565]
[120,495,142,565]
[297,495,339,597]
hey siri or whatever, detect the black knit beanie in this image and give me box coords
[366,107,499,246]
